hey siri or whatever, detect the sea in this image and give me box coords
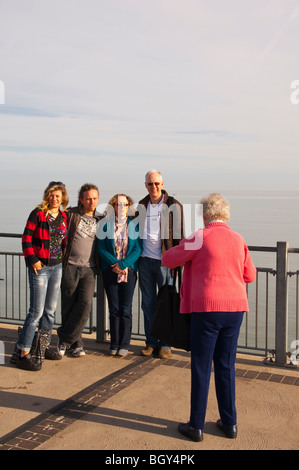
[2,187,299,259]
[1,188,299,355]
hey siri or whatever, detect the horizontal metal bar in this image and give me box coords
[288,271,299,277]
[248,246,277,252]
[256,267,276,275]
[0,233,22,238]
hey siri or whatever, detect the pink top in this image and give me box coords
[162,222,256,313]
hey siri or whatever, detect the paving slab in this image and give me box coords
[0,324,298,451]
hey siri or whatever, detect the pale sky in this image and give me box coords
[1,0,299,194]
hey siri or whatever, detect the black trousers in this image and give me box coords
[58,264,96,348]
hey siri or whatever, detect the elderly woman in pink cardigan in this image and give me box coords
[162,193,256,443]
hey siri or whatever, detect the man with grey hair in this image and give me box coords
[137,170,184,359]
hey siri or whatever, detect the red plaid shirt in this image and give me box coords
[22,208,67,267]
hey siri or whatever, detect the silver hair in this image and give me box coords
[145,169,163,181]
[200,193,230,222]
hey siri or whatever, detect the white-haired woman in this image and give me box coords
[13,182,68,371]
[162,193,256,442]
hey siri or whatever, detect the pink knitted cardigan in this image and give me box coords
[162,222,256,314]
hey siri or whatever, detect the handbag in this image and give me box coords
[151,268,191,351]
[30,329,50,368]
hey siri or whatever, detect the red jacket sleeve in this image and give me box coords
[243,244,257,283]
[22,210,40,266]
[162,230,203,268]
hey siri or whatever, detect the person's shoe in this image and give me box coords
[16,354,41,371]
[71,347,86,358]
[57,340,68,357]
[110,349,118,356]
[216,419,238,438]
[45,348,62,360]
[117,349,128,357]
[159,347,171,359]
[141,346,154,356]
[178,423,203,442]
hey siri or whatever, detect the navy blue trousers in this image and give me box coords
[190,311,244,430]
[102,268,137,351]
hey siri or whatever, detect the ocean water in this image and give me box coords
[2,187,299,260]
[1,188,299,354]
[2,188,299,288]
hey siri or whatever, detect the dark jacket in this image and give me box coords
[137,190,184,255]
[63,206,103,273]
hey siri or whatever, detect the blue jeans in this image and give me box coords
[103,268,137,351]
[190,311,244,429]
[18,264,62,352]
[138,256,172,349]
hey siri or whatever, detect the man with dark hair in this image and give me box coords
[57,183,102,357]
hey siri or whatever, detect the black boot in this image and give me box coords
[16,330,50,371]
[45,348,62,360]
[16,353,42,371]
[10,327,22,364]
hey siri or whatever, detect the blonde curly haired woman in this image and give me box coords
[14,182,68,371]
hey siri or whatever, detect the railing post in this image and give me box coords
[275,241,289,365]
[96,274,108,343]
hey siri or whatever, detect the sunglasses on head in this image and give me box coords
[48,181,64,186]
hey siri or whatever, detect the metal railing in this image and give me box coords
[1,234,298,366]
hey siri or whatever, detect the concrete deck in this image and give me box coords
[0,324,298,451]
